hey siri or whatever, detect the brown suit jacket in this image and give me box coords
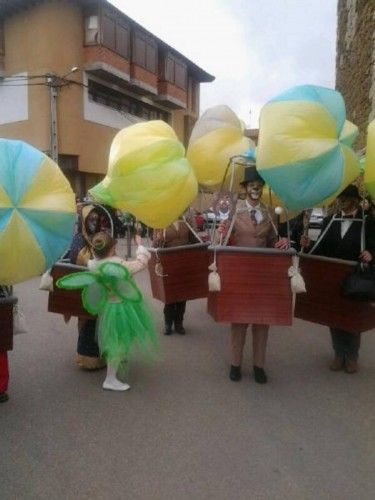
[232,204,277,248]
[153,220,197,248]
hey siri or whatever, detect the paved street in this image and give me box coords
[2,247,375,499]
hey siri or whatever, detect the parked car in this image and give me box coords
[203,210,218,230]
[309,208,324,229]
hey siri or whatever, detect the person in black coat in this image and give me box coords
[301,184,375,373]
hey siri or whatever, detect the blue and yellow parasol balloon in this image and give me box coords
[0,139,76,285]
[256,85,360,210]
[89,120,197,228]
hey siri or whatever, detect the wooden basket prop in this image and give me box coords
[48,261,95,319]
[295,254,375,333]
[0,296,17,351]
[148,243,209,304]
[207,247,295,325]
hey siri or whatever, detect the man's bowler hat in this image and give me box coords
[338,184,361,200]
[240,166,265,186]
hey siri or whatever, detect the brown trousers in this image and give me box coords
[230,323,269,368]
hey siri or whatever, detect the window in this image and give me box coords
[84,15,99,45]
[85,7,130,58]
[88,80,169,122]
[188,78,199,113]
[163,53,187,89]
[175,61,186,89]
[116,21,130,58]
[132,31,157,73]
[101,11,130,58]
[102,12,116,51]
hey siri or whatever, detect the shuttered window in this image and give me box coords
[102,13,116,51]
[133,30,157,73]
[163,53,187,89]
[100,8,130,58]
[116,21,130,58]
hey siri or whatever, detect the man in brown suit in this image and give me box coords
[219,166,288,384]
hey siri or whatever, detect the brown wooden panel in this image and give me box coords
[207,249,294,325]
[48,264,95,319]
[295,255,375,333]
[0,297,17,351]
[148,244,209,304]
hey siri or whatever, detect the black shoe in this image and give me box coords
[229,365,242,381]
[253,366,267,384]
[164,324,173,335]
[0,392,9,403]
[174,323,186,335]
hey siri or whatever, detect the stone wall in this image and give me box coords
[336,0,375,149]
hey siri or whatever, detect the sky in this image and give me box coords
[109,0,338,128]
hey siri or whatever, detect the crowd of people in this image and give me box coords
[1,169,374,402]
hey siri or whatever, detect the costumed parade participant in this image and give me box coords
[69,204,106,370]
[301,184,375,373]
[218,166,289,384]
[0,286,16,403]
[70,204,102,265]
[58,231,157,391]
[153,214,199,335]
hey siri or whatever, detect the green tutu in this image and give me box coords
[57,261,158,367]
[97,299,157,368]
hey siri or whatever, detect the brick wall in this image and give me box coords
[336,0,375,149]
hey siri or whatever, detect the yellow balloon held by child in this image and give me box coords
[89,121,198,228]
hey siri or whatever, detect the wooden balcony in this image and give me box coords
[83,46,130,84]
[129,63,158,95]
[154,81,187,109]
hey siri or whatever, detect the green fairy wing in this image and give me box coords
[56,262,143,316]
[56,271,108,315]
[97,262,142,303]
[56,272,97,289]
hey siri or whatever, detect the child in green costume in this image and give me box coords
[58,232,158,391]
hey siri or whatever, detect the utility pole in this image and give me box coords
[46,68,78,164]
[46,74,59,164]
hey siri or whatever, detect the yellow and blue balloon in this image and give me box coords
[187,105,253,188]
[89,120,197,228]
[256,85,360,210]
[0,139,76,285]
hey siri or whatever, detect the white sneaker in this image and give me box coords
[102,379,131,391]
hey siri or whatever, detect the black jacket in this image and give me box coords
[312,210,375,261]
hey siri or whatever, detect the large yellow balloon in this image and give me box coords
[89,121,197,228]
[187,105,253,188]
[364,120,375,198]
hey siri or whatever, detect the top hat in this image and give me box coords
[240,166,265,186]
[338,184,361,200]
